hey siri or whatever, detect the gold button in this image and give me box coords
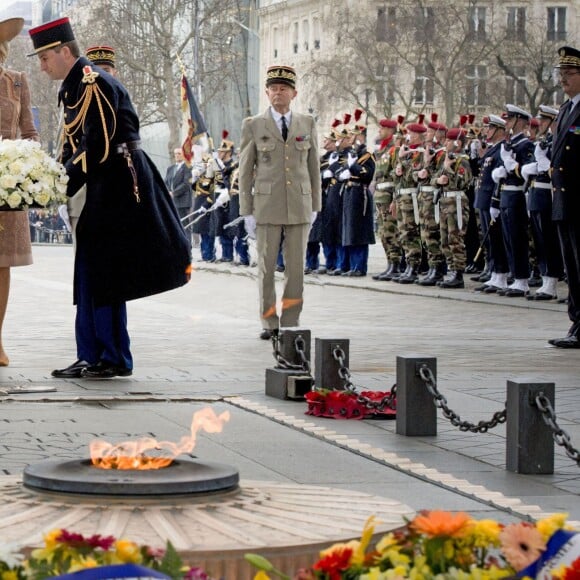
[285,156,289,160]
[562,187,566,192]
[560,167,564,171]
[566,146,570,150]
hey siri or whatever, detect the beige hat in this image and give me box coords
[0,18,24,43]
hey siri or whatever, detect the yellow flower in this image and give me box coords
[467,519,502,548]
[253,572,271,580]
[535,513,568,541]
[353,516,377,565]
[376,532,397,554]
[360,568,389,580]
[114,539,142,563]
[43,528,64,549]
[69,557,99,572]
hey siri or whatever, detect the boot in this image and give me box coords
[391,263,410,283]
[439,270,464,289]
[376,262,400,281]
[416,266,435,285]
[471,261,490,282]
[397,264,419,284]
[528,266,542,287]
[417,265,444,286]
[504,278,529,297]
[528,276,558,301]
[372,267,390,281]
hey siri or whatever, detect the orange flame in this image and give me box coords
[89,407,230,470]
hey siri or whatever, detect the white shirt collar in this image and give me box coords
[270,107,292,133]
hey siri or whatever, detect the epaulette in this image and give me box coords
[82,65,100,85]
[358,152,373,164]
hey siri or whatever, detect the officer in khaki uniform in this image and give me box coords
[239,65,321,339]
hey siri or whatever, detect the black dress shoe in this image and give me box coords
[81,361,132,379]
[548,335,580,349]
[275,265,285,273]
[304,267,313,275]
[504,288,528,297]
[51,359,90,378]
[260,328,281,340]
[331,269,343,276]
[372,269,390,281]
[316,267,327,275]
[483,285,500,294]
[527,292,556,301]
[345,270,365,277]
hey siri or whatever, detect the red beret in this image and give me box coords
[447,128,467,140]
[406,123,427,134]
[379,118,398,128]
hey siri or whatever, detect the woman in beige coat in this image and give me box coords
[0,17,40,366]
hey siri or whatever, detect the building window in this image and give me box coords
[302,19,309,51]
[313,16,320,49]
[466,65,487,106]
[273,26,279,59]
[376,6,396,42]
[292,21,299,53]
[468,6,486,41]
[507,7,526,41]
[505,66,527,105]
[547,7,567,41]
[415,7,434,42]
[414,64,434,105]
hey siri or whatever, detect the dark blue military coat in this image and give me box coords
[473,142,502,211]
[60,57,191,305]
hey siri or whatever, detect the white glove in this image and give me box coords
[347,152,357,167]
[328,152,339,165]
[310,211,317,224]
[534,143,550,172]
[243,215,256,239]
[521,162,538,182]
[212,151,225,168]
[199,206,208,214]
[470,140,481,159]
[490,207,500,221]
[205,163,215,179]
[338,169,352,182]
[491,166,507,183]
[500,144,517,172]
[322,169,333,179]
[215,188,230,206]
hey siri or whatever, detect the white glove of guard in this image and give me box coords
[328,152,339,165]
[500,144,517,172]
[491,166,507,184]
[534,143,550,173]
[243,215,256,239]
[199,206,208,214]
[470,140,481,159]
[310,211,317,225]
[322,169,333,179]
[347,152,357,167]
[338,168,352,182]
[205,163,215,179]
[490,207,500,221]
[215,188,230,206]
[521,162,538,182]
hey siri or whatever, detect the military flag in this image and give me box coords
[180,73,208,166]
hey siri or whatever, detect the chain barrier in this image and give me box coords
[534,393,580,466]
[272,333,311,375]
[417,364,507,433]
[332,346,397,413]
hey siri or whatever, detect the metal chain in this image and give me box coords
[272,333,311,375]
[534,393,580,466]
[418,364,507,433]
[331,346,397,412]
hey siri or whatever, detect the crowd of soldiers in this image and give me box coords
[309,103,564,300]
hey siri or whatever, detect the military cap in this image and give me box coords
[487,114,506,128]
[406,114,426,134]
[427,113,447,132]
[555,46,580,68]
[505,104,532,120]
[537,104,559,120]
[86,45,115,68]
[379,118,398,129]
[28,17,75,55]
[265,64,296,89]
[0,17,24,43]
[217,130,234,152]
[447,128,467,140]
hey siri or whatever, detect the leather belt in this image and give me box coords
[531,182,552,190]
[501,184,524,192]
[115,140,142,155]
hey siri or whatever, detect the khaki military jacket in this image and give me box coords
[0,68,38,141]
[239,108,321,224]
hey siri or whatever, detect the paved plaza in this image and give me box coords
[1,243,579,530]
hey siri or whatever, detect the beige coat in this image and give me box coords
[239,108,321,224]
[0,68,38,140]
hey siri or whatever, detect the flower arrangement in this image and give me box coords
[0,139,68,211]
[305,389,396,420]
[0,528,214,579]
[246,511,580,579]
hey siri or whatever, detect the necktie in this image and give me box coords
[281,115,288,141]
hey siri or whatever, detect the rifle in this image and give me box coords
[473,218,495,263]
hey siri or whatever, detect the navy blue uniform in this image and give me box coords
[60,58,190,369]
[474,141,508,274]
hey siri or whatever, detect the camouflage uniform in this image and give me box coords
[416,148,446,285]
[374,142,402,275]
[393,144,423,283]
[432,152,472,287]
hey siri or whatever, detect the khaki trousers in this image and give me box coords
[256,223,309,330]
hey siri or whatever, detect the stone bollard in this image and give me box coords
[265,328,313,400]
[395,355,437,436]
[506,380,555,474]
[314,338,349,390]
